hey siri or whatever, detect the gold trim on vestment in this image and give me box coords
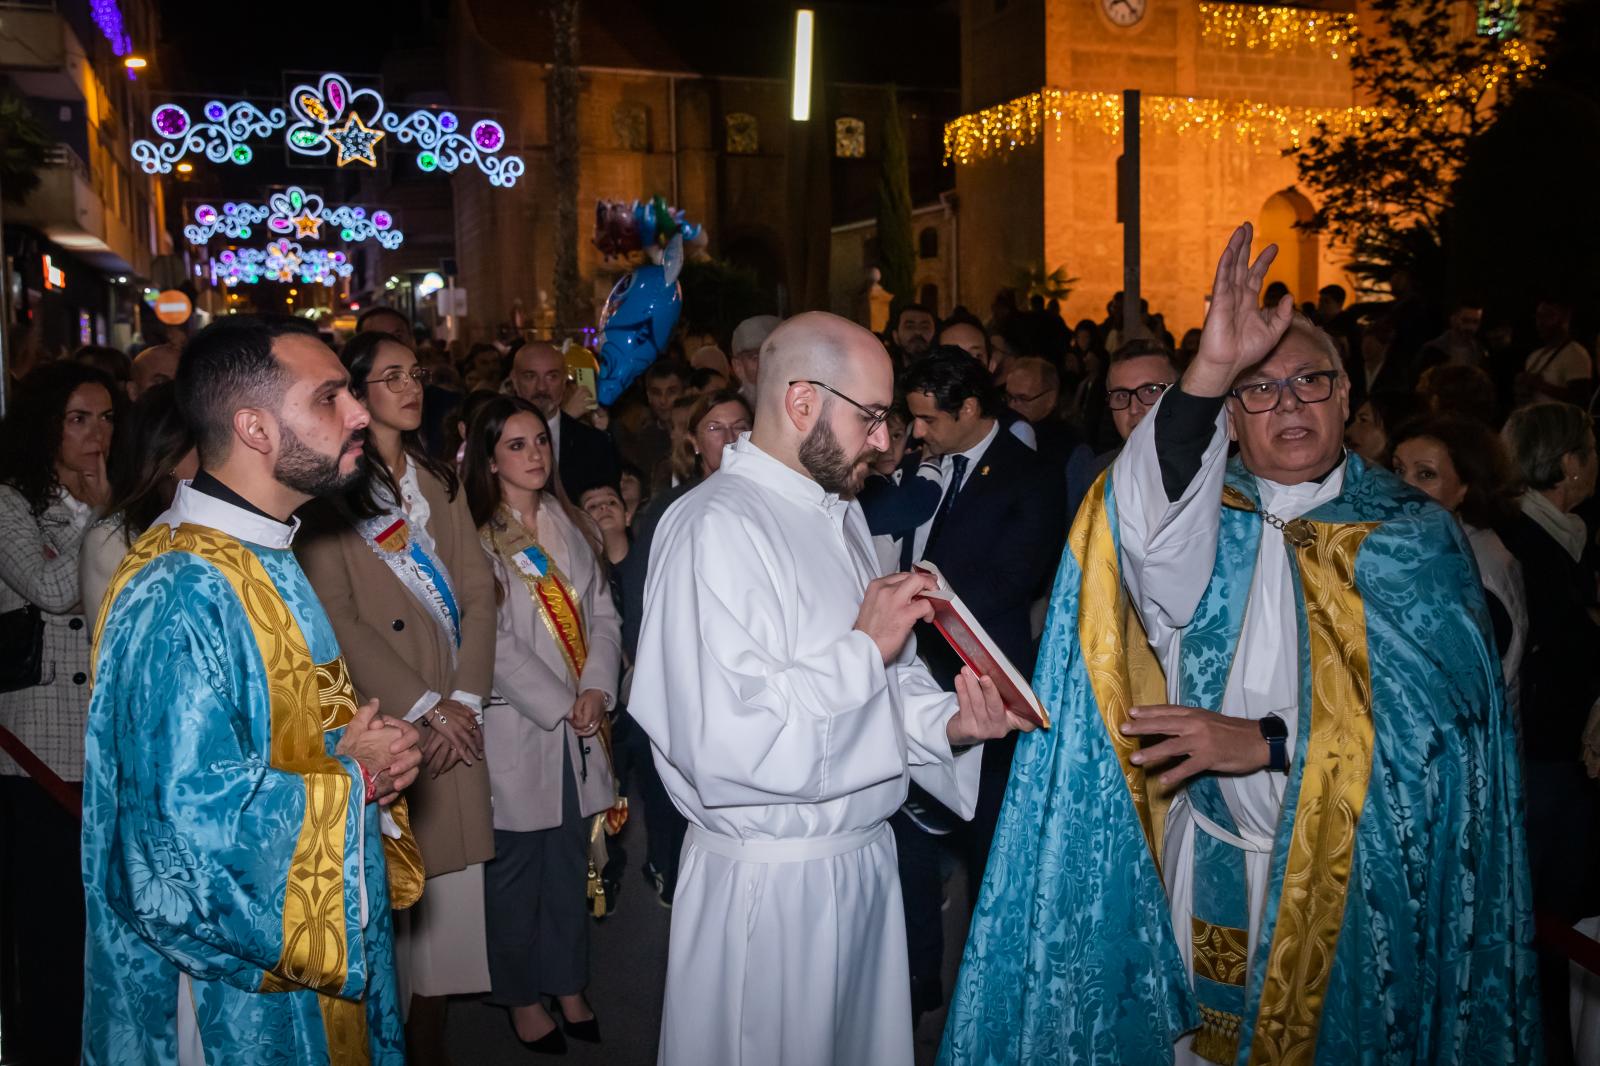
[1245,519,1378,1065]
[1071,471,1170,861]
[93,523,435,1064]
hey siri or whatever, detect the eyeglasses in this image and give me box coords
[1228,369,1340,414]
[788,380,890,433]
[1106,381,1172,410]
[1007,388,1056,405]
[365,367,432,393]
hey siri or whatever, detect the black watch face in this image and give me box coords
[1260,715,1288,740]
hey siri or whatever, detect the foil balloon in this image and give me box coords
[596,234,685,406]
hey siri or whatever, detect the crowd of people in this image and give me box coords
[0,221,1595,1065]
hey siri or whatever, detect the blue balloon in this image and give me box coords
[596,262,682,406]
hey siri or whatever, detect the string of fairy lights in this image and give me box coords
[942,33,1540,166]
[1197,2,1357,60]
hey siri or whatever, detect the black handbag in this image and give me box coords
[0,603,44,693]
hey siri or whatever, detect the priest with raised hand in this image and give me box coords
[941,226,1540,1064]
[630,311,1035,1066]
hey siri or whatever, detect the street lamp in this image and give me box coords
[123,56,147,70]
[791,9,814,121]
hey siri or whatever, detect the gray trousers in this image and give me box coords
[483,747,590,1005]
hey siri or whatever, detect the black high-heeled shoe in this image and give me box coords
[508,1010,567,1055]
[553,996,602,1044]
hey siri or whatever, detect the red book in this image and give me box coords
[912,560,1051,730]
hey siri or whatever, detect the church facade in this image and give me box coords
[951,0,1363,333]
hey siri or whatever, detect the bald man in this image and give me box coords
[630,312,1032,1066]
[129,343,179,400]
[511,342,620,496]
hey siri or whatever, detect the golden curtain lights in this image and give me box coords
[1198,3,1358,59]
[941,90,1383,165]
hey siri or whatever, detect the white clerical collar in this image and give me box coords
[1256,455,1346,518]
[721,434,840,511]
[155,481,300,550]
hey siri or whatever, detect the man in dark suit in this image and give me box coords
[894,346,1067,1020]
[511,341,621,497]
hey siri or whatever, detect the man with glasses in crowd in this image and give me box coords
[945,225,1537,1064]
[1065,338,1178,520]
[631,313,1033,1066]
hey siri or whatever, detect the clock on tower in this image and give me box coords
[1101,0,1147,28]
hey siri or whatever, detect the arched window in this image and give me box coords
[835,117,866,158]
[918,226,939,259]
[725,113,759,155]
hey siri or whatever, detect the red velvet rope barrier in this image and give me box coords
[0,724,81,820]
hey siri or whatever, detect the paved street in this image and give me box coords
[447,802,972,1065]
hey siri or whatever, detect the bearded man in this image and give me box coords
[630,312,1034,1066]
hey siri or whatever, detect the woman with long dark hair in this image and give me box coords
[465,396,620,1052]
[296,330,499,1060]
[78,381,197,617]
[0,360,116,1064]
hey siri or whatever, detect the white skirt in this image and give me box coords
[394,861,492,1002]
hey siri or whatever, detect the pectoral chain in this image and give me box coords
[1259,509,1317,548]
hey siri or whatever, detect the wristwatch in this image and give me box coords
[1259,714,1289,772]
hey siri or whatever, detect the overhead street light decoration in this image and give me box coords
[208,241,354,288]
[184,186,404,249]
[133,72,525,187]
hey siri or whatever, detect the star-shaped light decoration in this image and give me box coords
[293,213,324,239]
[327,113,384,168]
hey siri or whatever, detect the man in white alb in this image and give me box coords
[630,311,1033,1066]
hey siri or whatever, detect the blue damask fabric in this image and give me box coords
[82,540,405,1065]
[939,477,1194,1066]
[941,456,1540,1064]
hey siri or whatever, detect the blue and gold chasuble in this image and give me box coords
[941,455,1540,1064]
[82,496,424,1065]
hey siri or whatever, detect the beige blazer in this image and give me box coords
[298,464,497,876]
[483,502,621,833]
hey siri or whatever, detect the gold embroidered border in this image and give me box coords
[1071,471,1170,860]
[485,517,590,679]
[1246,521,1378,1065]
[1192,915,1249,986]
[167,528,353,998]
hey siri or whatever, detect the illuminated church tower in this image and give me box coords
[951,0,1363,331]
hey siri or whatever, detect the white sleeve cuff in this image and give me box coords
[449,690,486,725]
[405,690,444,723]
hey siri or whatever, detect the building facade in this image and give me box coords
[952,0,1362,335]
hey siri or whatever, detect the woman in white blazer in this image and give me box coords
[464,396,621,1054]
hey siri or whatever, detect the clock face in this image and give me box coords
[1102,0,1146,27]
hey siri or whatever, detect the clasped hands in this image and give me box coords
[1121,704,1270,788]
[852,572,1036,750]
[334,700,423,805]
[418,697,486,779]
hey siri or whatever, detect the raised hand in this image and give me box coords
[1185,223,1295,397]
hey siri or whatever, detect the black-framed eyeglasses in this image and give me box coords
[365,367,432,393]
[1228,369,1340,414]
[1106,381,1172,410]
[788,379,890,433]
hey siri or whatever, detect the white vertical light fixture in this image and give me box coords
[791,9,815,121]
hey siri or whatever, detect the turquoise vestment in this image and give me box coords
[82,520,420,1065]
[941,456,1540,1064]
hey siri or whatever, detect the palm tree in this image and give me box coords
[551,0,582,335]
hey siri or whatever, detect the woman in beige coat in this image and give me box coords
[464,396,621,1054]
[298,331,498,1063]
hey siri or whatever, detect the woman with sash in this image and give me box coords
[463,396,621,1053]
[298,331,497,1063]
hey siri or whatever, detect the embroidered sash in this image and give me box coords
[354,510,461,658]
[482,511,588,680]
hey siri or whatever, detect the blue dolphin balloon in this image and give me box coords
[596,235,684,406]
